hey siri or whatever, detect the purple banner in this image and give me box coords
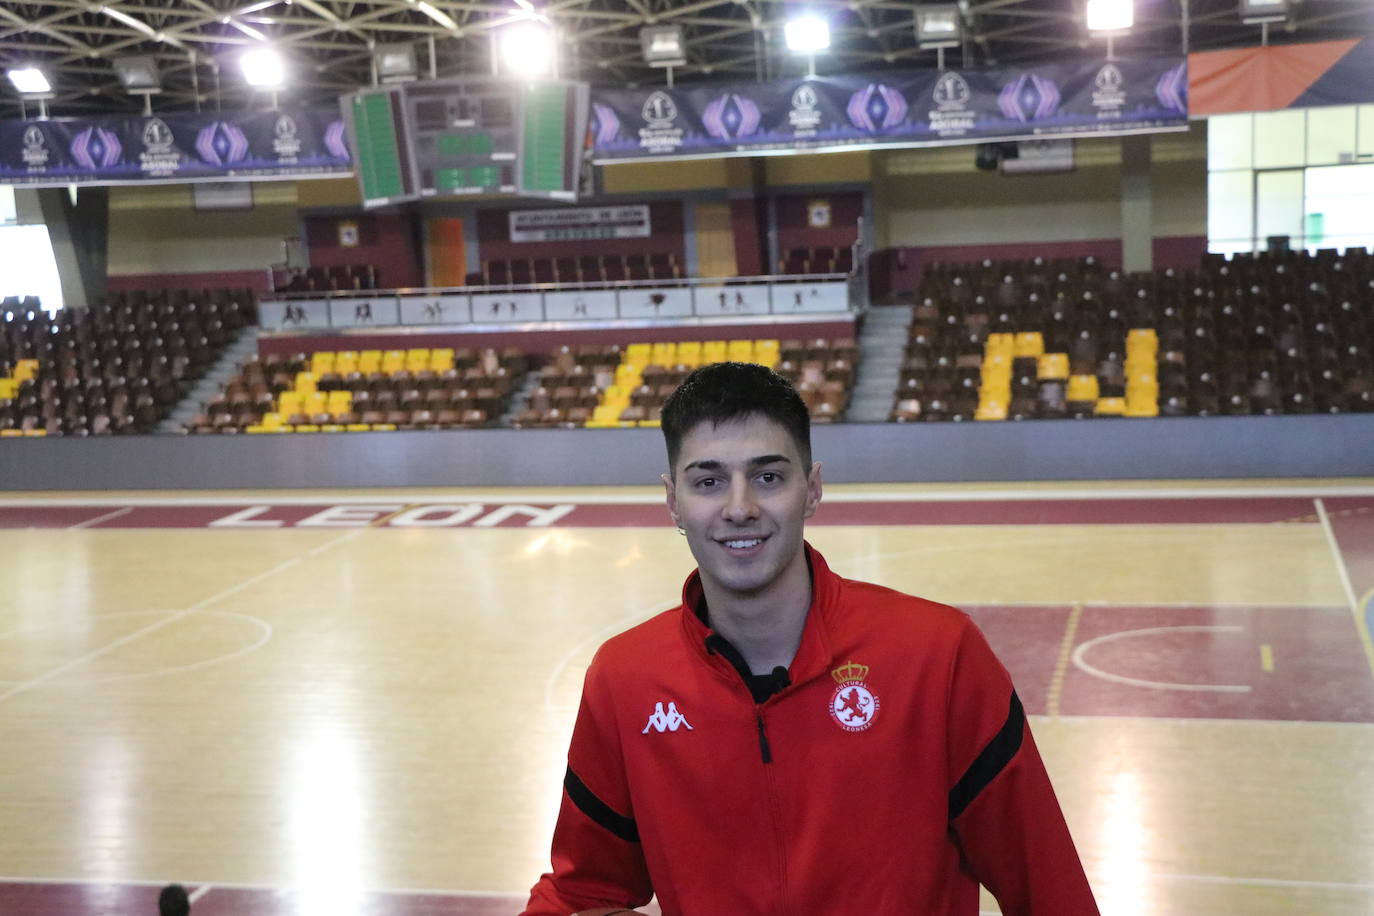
[0,107,350,186]
[591,57,1187,160]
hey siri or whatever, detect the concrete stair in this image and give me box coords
[158,327,259,433]
[846,305,914,423]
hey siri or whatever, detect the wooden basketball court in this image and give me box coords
[1,479,1372,915]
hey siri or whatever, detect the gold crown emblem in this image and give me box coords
[831,660,869,685]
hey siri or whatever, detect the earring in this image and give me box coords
[676,525,686,536]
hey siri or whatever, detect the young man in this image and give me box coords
[523,362,1097,916]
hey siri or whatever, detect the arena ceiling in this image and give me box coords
[0,0,1371,117]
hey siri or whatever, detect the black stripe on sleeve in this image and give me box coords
[565,766,640,843]
[948,691,1025,822]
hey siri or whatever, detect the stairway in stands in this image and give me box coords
[159,327,259,433]
[846,304,914,422]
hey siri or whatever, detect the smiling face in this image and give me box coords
[664,413,823,602]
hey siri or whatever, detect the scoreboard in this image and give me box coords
[340,78,589,207]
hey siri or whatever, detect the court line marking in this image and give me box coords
[1071,625,1251,693]
[0,529,361,706]
[1315,497,1374,678]
[544,601,678,712]
[188,885,212,903]
[1,483,1373,508]
[1045,601,1083,718]
[0,610,273,687]
[67,506,132,528]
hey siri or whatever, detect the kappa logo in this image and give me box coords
[642,701,694,734]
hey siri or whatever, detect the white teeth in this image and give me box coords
[725,538,762,549]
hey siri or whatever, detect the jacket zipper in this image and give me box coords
[755,713,772,764]
[757,705,791,916]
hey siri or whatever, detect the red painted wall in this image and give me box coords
[107,270,270,293]
[304,213,422,290]
[775,192,863,257]
[729,198,767,277]
[475,202,685,264]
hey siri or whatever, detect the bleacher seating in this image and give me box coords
[778,246,855,276]
[0,289,255,437]
[514,337,857,429]
[188,346,526,433]
[890,249,1374,422]
[466,253,682,288]
[274,264,380,293]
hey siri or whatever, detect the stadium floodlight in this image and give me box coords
[6,67,51,95]
[640,24,687,67]
[240,47,285,88]
[1239,0,1288,23]
[374,42,419,83]
[499,20,555,78]
[1086,0,1132,31]
[915,4,962,49]
[113,54,161,92]
[784,15,831,53]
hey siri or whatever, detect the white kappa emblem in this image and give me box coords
[642,701,694,733]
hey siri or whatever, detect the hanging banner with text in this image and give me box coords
[0,107,351,187]
[589,56,1187,161]
[509,205,651,242]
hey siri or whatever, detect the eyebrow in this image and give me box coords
[683,455,792,473]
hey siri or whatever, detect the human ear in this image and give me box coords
[662,471,679,527]
[803,461,823,518]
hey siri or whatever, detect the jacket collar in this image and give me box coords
[679,541,839,696]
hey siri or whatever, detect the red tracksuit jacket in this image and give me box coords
[524,545,1098,915]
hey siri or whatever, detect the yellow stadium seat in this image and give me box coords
[294,372,317,395]
[1067,375,1099,402]
[370,423,398,431]
[975,400,1008,421]
[334,351,359,375]
[261,412,285,430]
[625,343,652,366]
[702,340,727,363]
[277,391,301,415]
[1095,397,1126,416]
[381,350,406,374]
[405,348,431,372]
[310,351,336,374]
[245,425,267,434]
[650,342,677,366]
[727,340,754,363]
[0,378,16,399]
[1037,353,1069,379]
[985,333,1015,355]
[14,359,38,382]
[0,429,23,437]
[305,393,327,416]
[983,352,1012,372]
[615,364,643,385]
[327,390,352,408]
[1127,328,1159,345]
[429,348,455,372]
[1013,332,1044,357]
[358,350,382,373]
[320,424,345,432]
[1128,369,1157,387]
[346,424,371,432]
[1124,401,1160,418]
[294,425,320,433]
[676,341,702,367]
[638,419,662,428]
[22,428,46,437]
[593,404,623,424]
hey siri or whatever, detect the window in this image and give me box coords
[0,224,64,312]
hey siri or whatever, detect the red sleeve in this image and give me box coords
[522,652,654,916]
[945,620,1099,916]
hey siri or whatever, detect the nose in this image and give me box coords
[723,475,759,525]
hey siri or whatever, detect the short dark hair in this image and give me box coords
[660,361,811,474]
[159,884,190,916]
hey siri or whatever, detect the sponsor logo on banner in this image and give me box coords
[847,83,907,133]
[1092,64,1126,119]
[930,72,975,135]
[789,83,823,135]
[21,126,48,170]
[272,114,302,161]
[194,121,250,167]
[139,117,181,176]
[702,92,762,140]
[639,91,684,154]
[997,73,1061,123]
